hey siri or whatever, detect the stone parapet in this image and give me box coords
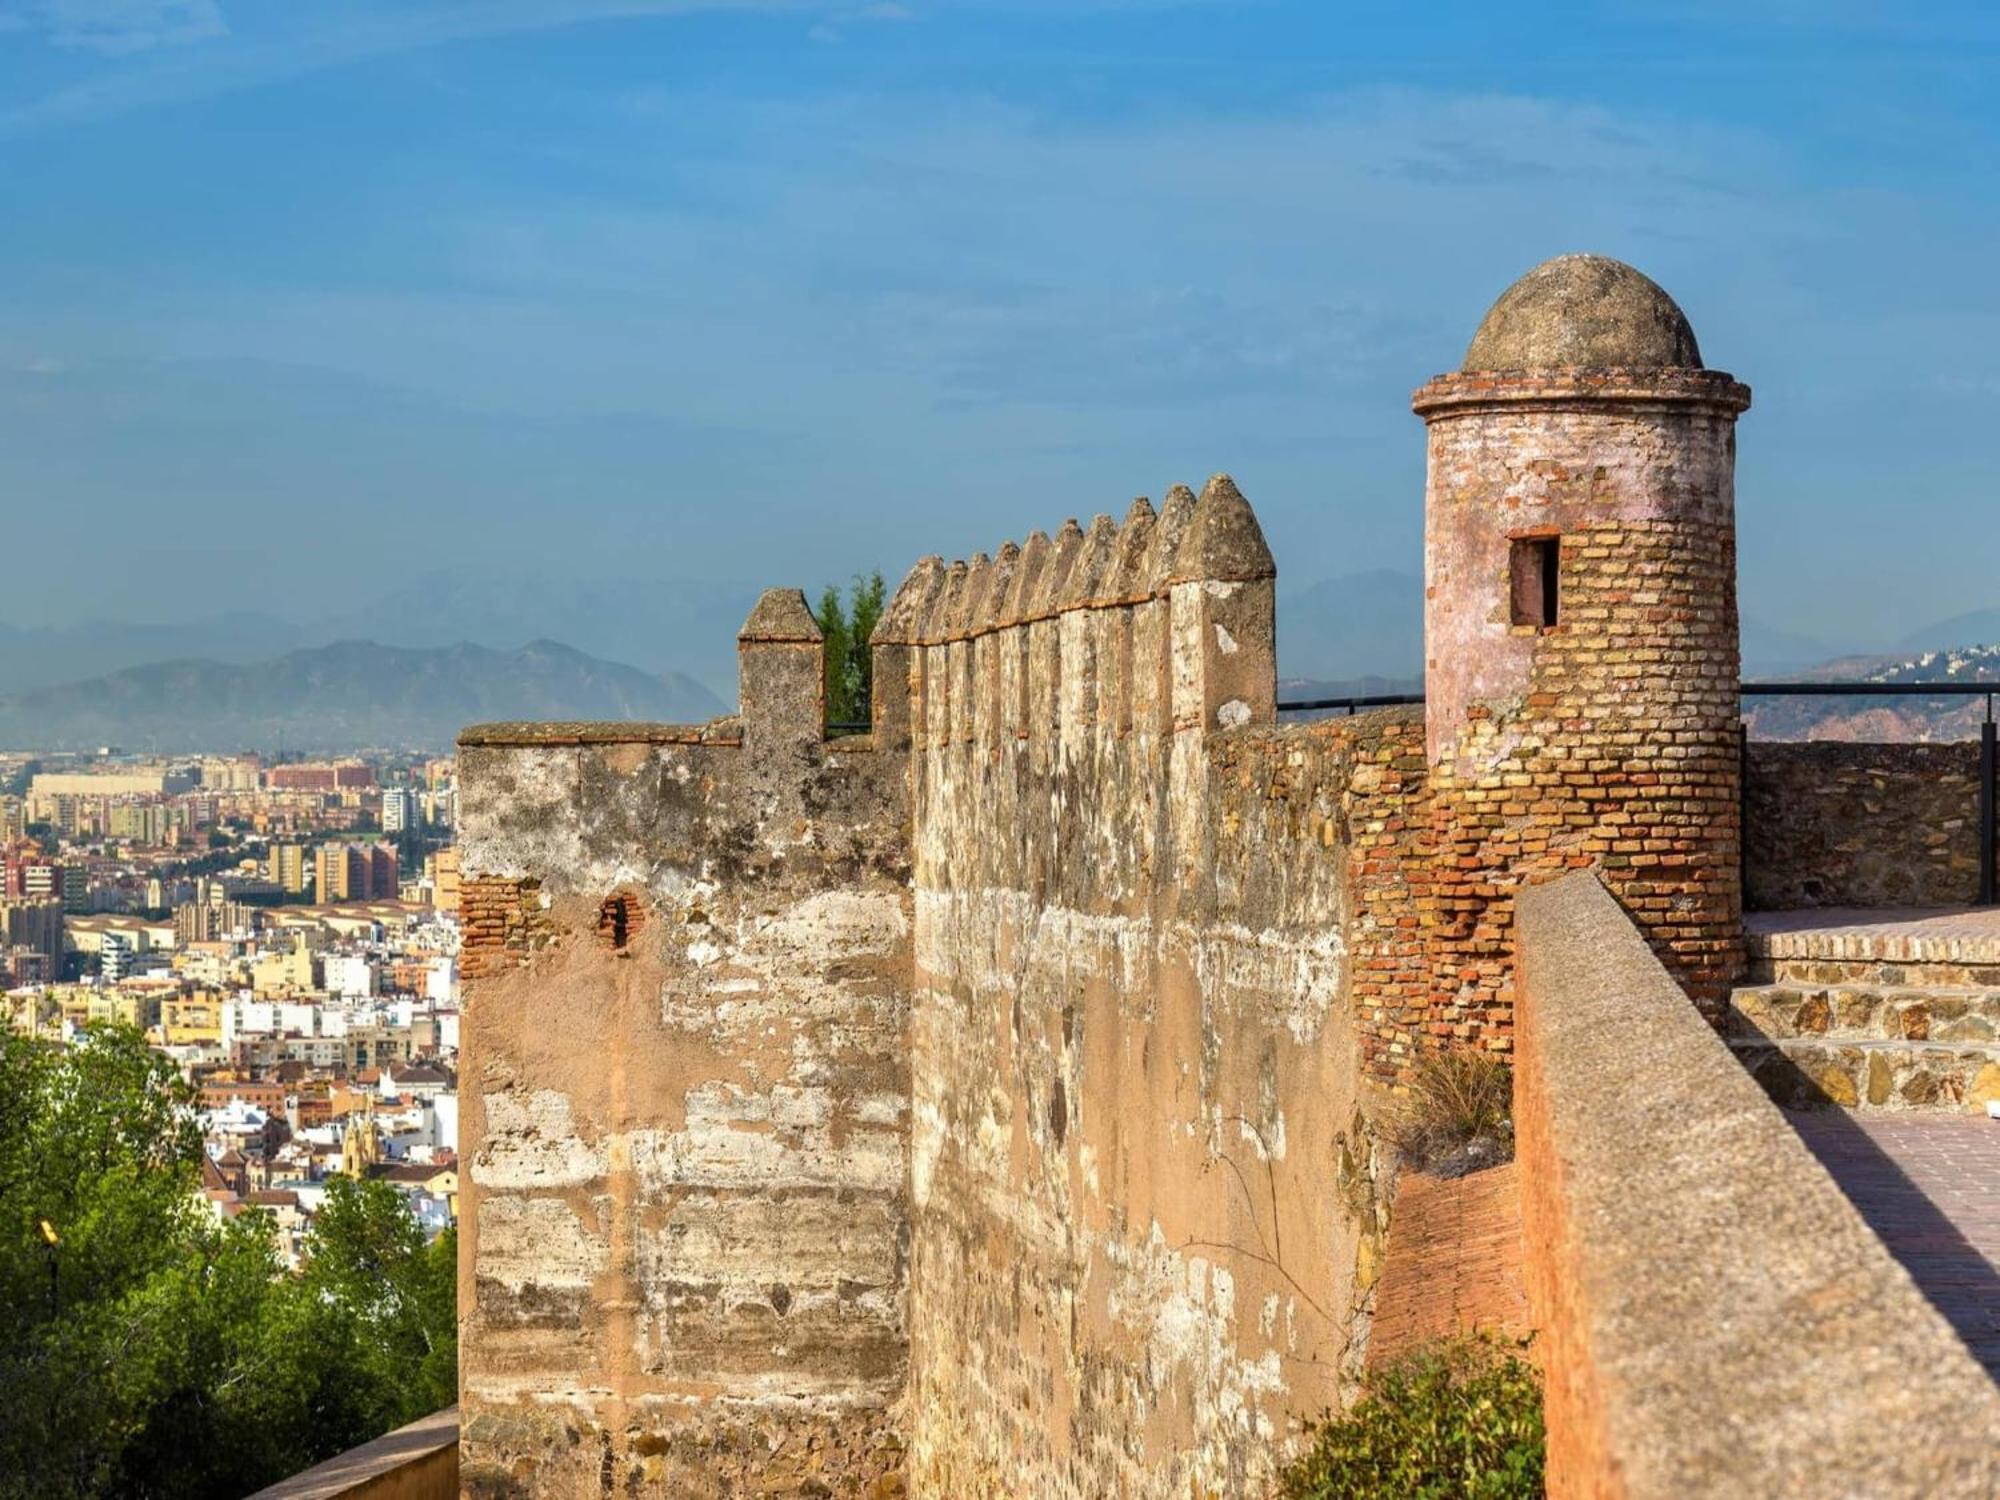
[1746,741,1987,910]
[1516,872,2000,1498]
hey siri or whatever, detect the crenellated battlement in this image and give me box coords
[873,474,1275,765]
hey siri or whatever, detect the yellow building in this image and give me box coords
[156,995,223,1046]
[432,845,460,915]
[266,843,308,894]
[251,936,315,998]
[63,989,164,1030]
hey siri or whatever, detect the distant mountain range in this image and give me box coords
[2,569,1995,752]
[0,572,767,700]
[0,640,724,755]
[1744,644,2000,742]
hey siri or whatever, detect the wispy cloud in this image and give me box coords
[4,0,227,54]
[0,1,811,133]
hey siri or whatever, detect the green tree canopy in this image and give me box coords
[816,571,887,727]
[0,1025,456,1500]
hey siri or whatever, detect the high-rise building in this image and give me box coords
[314,843,359,902]
[314,842,399,902]
[369,843,399,898]
[99,931,132,981]
[0,899,62,960]
[267,843,308,894]
[431,845,461,916]
[108,802,170,845]
[175,899,255,945]
[59,864,87,916]
[382,788,421,834]
[16,861,83,914]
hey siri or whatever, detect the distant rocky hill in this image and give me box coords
[0,640,726,754]
[1745,644,2000,741]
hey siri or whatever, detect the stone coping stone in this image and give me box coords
[458,720,887,752]
[1518,874,2000,1498]
[243,1406,458,1500]
[458,720,739,747]
[1747,907,2000,966]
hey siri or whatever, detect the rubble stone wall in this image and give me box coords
[1745,741,1987,909]
[454,598,915,1499]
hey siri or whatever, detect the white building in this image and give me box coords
[382,788,421,834]
[322,954,377,999]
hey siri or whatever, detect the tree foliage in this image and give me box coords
[0,1025,456,1500]
[816,571,887,727]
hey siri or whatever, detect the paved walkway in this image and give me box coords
[1788,1111,2000,1379]
[1368,1163,1530,1368]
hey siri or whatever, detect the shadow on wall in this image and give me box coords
[1742,1050,2000,1385]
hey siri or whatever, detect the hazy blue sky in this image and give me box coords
[2,1,1997,668]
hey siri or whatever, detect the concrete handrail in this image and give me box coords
[1515,873,2000,1498]
[242,1406,458,1500]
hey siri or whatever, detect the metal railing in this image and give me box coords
[1273,680,2000,907]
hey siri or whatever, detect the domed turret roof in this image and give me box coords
[1463,255,1702,371]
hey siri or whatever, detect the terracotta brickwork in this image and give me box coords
[1365,1165,1529,1368]
[1321,709,1435,1082]
[1413,369,1751,1040]
[458,876,554,982]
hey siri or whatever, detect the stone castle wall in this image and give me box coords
[453,479,1441,1497]
[453,597,914,1498]
[877,480,1399,1495]
[1745,740,1989,909]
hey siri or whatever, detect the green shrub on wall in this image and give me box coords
[1276,1334,1544,1500]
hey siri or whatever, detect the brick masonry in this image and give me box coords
[1365,1165,1529,1369]
[1413,368,1751,1037]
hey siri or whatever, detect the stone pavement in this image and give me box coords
[1788,1111,2000,1379]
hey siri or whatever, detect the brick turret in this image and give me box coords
[1413,254,1752,1042]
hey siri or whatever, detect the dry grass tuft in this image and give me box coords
[1390,1047,1515,1178]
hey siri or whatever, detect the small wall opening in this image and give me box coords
[1511,536,1560,630]
[598,893,642,950]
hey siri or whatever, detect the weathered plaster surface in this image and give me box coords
[894,483,1390,1497]
[456,677,913,1498]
